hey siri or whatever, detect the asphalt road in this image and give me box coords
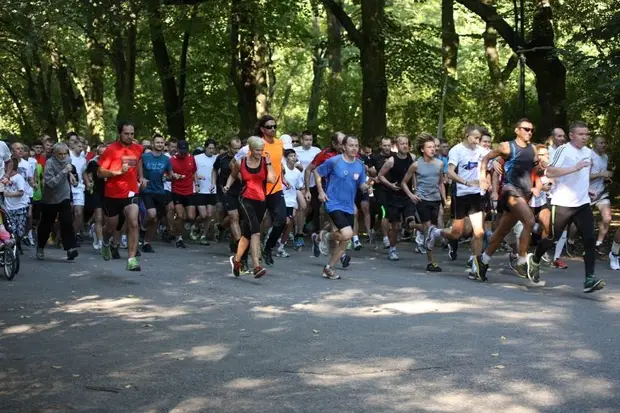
[1,239,619,413]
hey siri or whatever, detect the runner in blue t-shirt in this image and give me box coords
[316,136,368,280]
[140,135,176,252]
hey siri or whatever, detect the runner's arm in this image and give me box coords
[439,168,447,204]
[223,161,240,191]
[377,157,395,188]
[480,143,509,182]
[401,162,418,201]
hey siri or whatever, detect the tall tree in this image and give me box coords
[321,0,387,143]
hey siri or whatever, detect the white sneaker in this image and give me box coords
[610,252,620,270]
[92,236,100,250]
[382,236,390,249]
[541,252,552,263]
[120,235,128,249]
[415,230,424,246]
[27,231,35,246]
[277,244,290,258]
[388,249,399,261]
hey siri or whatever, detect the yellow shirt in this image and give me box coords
[263,137,283,194]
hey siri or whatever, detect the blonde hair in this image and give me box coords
[248,136,264,153]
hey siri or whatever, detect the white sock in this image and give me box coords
[353,235,359,243]
[177,235,183,241]
[481,252,491,265]
[517,256,527,265]
[554,230,567,260]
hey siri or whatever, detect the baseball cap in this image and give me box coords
[280,134,293,150]
[177,140,189,153]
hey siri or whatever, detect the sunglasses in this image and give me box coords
[292,140,300,144]
[263,125,277,130]
[519,126,534,133]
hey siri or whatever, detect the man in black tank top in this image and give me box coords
[474,118,540,282]
[377,136,415,261]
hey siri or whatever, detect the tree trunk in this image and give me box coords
[179,5,198,110]
[307,5,325,131]
[230,0,257,138]
[113,1,137,123]
[0,79,34,138]
[439,0,459,138]
[326,5,343,133]
[148,0,185,140]
[255,41,269,119]
[51,49,84,131]
[85,1,105,143]
[360,0,387,144]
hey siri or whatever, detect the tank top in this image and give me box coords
[240,158,267,201]
[388,153,413,198]
[416,157,442,201]
[503,140,535,197]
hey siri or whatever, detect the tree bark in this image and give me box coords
[53,52,84,131]
[112,0,137,123]
[84,0,105,143]
[326,5,343,133]
[306,4,326,131]
[147,0,186,140]
[230,0,258,138]
[442,0,459,79]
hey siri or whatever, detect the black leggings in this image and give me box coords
[534,203,596,278]
[37,199,77,250]
[264,191,287,250]
[239,197,266,239]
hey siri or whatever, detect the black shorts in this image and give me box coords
[498,187,532,213]
[194,193,217,207]
[286,207,295,219]
[355,190,369,206]
[141,192,171,213]
[532,203,550,217]
[451,193,483,220]
[417,200,441,226]
[103,196,140,218]
[172,193,195,207]
[386,195,416,223]
[223,193,240,212]
[328,210,354,230]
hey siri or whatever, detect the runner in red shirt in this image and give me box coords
[33,139,47,166]
[170,140,197,248]
[97,121,144,271]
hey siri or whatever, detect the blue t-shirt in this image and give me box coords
[142,152,172,194]
[316,155,366,214]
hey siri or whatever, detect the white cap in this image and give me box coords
[280,134,293,150]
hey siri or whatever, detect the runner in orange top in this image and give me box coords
[234,115,286,266]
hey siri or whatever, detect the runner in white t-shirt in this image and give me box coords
[277,149,305,257]
[529,121,605,293]
[192,139,218,244]
[69,136,87,243]
[293,131,320,249]
[589,136,613,251]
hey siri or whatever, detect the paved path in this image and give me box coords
[1,240,619,413]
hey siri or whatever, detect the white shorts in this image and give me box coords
[72,189,85,207]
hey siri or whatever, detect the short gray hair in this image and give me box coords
[52,142,69,154]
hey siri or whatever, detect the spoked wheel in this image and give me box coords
[4,247,16,280]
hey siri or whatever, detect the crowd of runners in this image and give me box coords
[2,115,616,293]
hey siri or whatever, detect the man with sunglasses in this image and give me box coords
[467,118,539,282]
[234,115,286,266]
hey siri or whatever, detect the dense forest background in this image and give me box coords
[0,0,617,148]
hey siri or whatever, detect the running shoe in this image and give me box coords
[583,276,605,293]
[514,261,528,279]
[414,245,427,254]
[142,243,154,253]
[340,253,351,268]
[473,255,488,281]
[388,249,399,261]
[189,225,200,241]
[347,240,353,250]
[526,253,540,283]
[311,233,320,257]
[426,263,442,273]
[89,223,95,239]
[382,236,390,249]
[240,258,250,275]
[508,253,519,271]
[425,225,440,251]
[541,252,552,263]
[93,236,101,251]
[552,258,568,269]
[595,244,605,256]
[610,252,620,271]
[448,240,458,261]
[101,244,112,261]
[200,235,210,245]
[36,247,44,260]
[22,236,32,247]
[322,265,341,280]
[262,248,274,266]
[229,256,240,277]
[565,242,576,258]
[126,257,141,272]
[353,238,362,251]
[253,266,267,279]
[276,245,290,258]
[176,239,186,249]
[120,235,128,249]
[66,249,79,261]
[318,231,330,256]
[111,245,121,259]
[76,233,83,247]
[294,236,304,251]
[466,257,473,269]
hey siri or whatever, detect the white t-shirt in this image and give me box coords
[283,164,304,208]
[448,143,487,197]
[529,175,550,208]
[589,151,608,197]
[194,153,217,194]
[5,174,29,210]
[548,143,592,207]
[164,153,172,192]
[17,159,34,198]
[71,151,87,189]
[294,146,321,187]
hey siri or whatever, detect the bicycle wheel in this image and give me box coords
[4,248,16,280]
[13,246,20,275]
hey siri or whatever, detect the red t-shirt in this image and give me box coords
[171,154,197,195]
[34,153,46,167]
[99,141,143,199]
[240,158,267,201]
[85,151,96,161]
[311,147,339,167]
